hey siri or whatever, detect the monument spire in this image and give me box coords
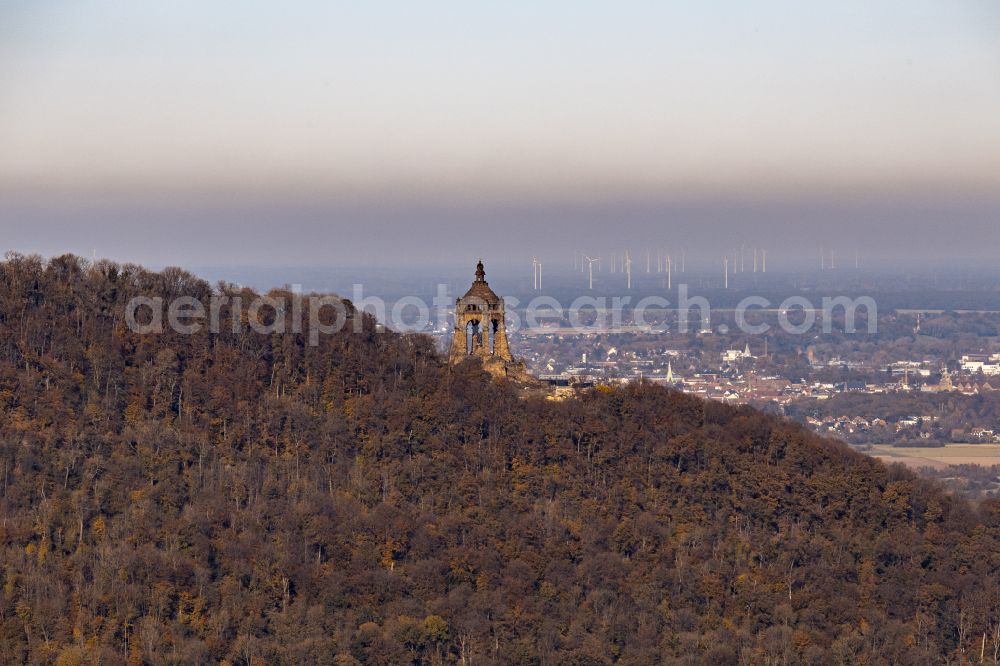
[449,259,511,365]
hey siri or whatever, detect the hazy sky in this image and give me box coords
[1,1,999,269]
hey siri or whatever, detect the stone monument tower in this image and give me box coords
[449,260,512,364]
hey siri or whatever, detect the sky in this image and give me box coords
[1,1,999,271]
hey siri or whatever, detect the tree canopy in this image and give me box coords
[2,254,1000,665]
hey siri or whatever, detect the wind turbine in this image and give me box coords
[532,257,539,290]
[723,257,729,289]
[584,255,600,290]
[666,254,672,289]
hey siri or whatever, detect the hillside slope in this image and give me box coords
[1,254,999,665]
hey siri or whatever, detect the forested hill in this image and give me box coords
[2,254,1000,665]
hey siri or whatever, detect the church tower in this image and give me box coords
[449,260,512,364]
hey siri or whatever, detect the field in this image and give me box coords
[868,444,1000,470]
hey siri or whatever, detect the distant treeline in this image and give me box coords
[785,392,1000,444]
